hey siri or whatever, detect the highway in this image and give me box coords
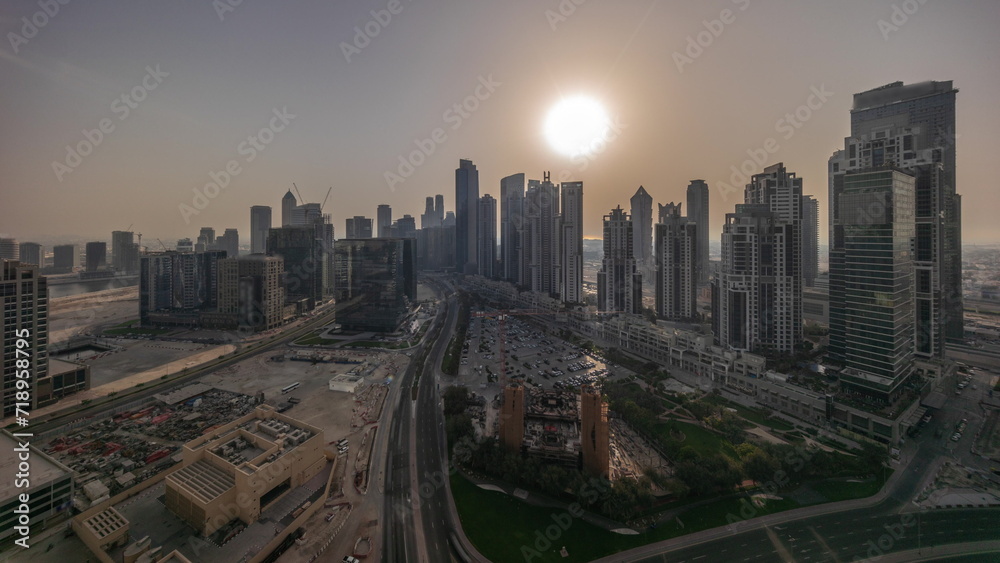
[382,277,461,562]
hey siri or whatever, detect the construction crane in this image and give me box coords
[156,238,168,252]
[320,186,332,213]
[291,182,304,204]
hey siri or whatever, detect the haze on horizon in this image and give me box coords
[2,0,999,246]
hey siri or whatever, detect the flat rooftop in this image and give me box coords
[0,432,71,500]
[49,357,86,375]
[166,460,235,504]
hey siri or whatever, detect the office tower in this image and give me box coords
[435,194,445,223]
[832,80,962,355]
[714,163,802,353]
[250,205,272,254]
[580,385,610,478]
[476,195,497,278]
[85,242,107,272]
[345,216,373,239]
[802,195,819,287]
[294,203,322,227]
[52,244,79,272]
[526,173,561,296]
[216,228,240,258]
[655,203,697,320]
[267,226,323,309]
[333,238,416,332]
[630,186,653,281]
[686,180,710,284]
[500,173,525,285]
[443,211,456,228]
[830,169,916,401]
[560,181,584,303]
[176,238,194,253]
[198,227,215,247]
[377,204,392,238]
[1,260,47,416]
[455,159,480,274]
[499,384,525,452]
[0,238,18,260]
[139,250,226,325]
[111,230,139,273]
[420,197,437,229]
[217,254,284,331]
[281,189,298,227]
[597,206,641,314]
[18,242,43,267]
[392,215,417,239]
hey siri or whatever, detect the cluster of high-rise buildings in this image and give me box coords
[0,231,141,277]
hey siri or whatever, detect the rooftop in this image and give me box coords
[0,432,72,500]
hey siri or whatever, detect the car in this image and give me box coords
[951,433,961,442]
[344,557,361,563]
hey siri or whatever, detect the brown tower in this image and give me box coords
[580,385,610,478]
[499,384,525,452]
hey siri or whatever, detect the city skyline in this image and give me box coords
[2,1,1000,246]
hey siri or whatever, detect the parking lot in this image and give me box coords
[453,311,633,393]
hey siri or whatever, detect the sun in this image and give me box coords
[544,96,611,157]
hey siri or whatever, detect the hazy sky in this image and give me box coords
[2,0,999,246]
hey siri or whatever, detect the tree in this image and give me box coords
[443,385,470,416]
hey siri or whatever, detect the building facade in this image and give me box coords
[686,180,710,284]
[250,205,272,254]
[655,203,698,320]
[455,159,480,274]
[802,195,819,287]
[597,206,641,314]
[560,181,584,304]
[477,195,497,278]
[217,254,285,331]
[333,238,416,332]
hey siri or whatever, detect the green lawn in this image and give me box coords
[656,420,738,458]
[452,474,816,562]
[702,394,795,431]
[808,472,891,503]
[293,333,343,346]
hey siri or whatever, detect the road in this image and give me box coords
[383,277,461,562]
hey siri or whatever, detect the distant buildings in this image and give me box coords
[686,180,710,284]
[390,214,416,239]
[560,182,584,304]
[85,242,107,272]
[138,250,226,326]
[526,174,560,296]
[250,205,272,254]
[18,242,43,267]
[713,163,802,354]
[377,204,392,238]
[217,228,239,259]
[455,159,480,274]
[111,231,139,273]
[52,244,79,273]
[655,203,698,320]
[281,189,298,227]
[267,226,325,310]
[333,238,415,332]
[345,216,373,239]
[0,238,17,260]
[598,206,641,314]
[477,194,497,278]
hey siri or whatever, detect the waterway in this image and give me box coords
[48,277,139,298]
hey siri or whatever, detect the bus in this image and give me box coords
[281,382,300,394]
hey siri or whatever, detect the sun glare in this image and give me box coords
[544,96,611,157]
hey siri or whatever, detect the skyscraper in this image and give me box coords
[597,206,641,314]
[420,197,436,229]
[112,230,139,273]
[250,205,272,254]
[802,195,819,287]
[832,80,962,355]
[52,244,78,272]
[2,260,47,416]
[18,242,43,267]
[377,204,392,238]
[217,254,285,332]
[713,163,802,353]
[526,174,560,296]
[500,173,525,285]
[830,168,916,401]
[560,181,584,304]
[85,242,107,272]
[281,189,298,227]
[267,226,324,309]
[630,186,653,281]
[0,238,19,260]
[198,227,216,247]
[345,216,373,239]
[686,180,710,284]
[333,238,416,332]
[477,195,497,278]
[655,203,698,320]
[435,194,445,224]
[455,159,480,274]
[217,228,239,258]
